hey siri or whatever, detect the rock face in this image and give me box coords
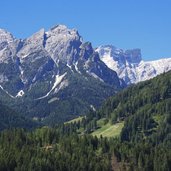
[96,45,171,84]
[0,25,123,125]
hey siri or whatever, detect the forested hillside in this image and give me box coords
[0,71,170,170]
[98,71,171,144]
[0,101,38,130]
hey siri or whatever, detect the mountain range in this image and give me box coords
[0,24,170,171]
[0,25,123,125]
[96,45,171,84]
[0,24,171,125]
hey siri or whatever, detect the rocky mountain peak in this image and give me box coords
[0,29,18,63]
[27,28,45,44]
[45,25,82,65]
[50,24,68,31]
[46,24,81,42]
[17,28,46,59]
[96,45,141,65]
[80,42,94,60]
[49,24,78,35]
[0,28,14,44]
[96,45,171,85]
[0,25,124,124]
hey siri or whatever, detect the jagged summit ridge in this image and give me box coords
[96,45,171,84]
[17,28,46,59]
[0,28,20,63]
[96,45,142,64]
[45,25,82,65]
[3,24,84,66]
[0,25,122,124]
[0,28,14,44]
[0,24,170,124]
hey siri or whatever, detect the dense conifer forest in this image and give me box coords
[0,71,170,170]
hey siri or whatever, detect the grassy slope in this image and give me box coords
[91,118,124,138]
[65,116,85,124]
[91,122,124,138]
[66,116,124,138]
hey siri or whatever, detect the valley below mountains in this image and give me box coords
[0,24,171,171]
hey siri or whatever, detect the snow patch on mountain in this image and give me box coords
[99,50,119,70]
[66,63,74,73]
[0,85,15,98]
[54,79,69,94]
[90,105,96,111]
[0,85,25,98]
[19,66,27,84]
[36,72,67,100]
[88,71,104,82]
[16,90,24,97]
[74,61,81,74]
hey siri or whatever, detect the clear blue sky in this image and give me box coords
[0,0,171,60]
